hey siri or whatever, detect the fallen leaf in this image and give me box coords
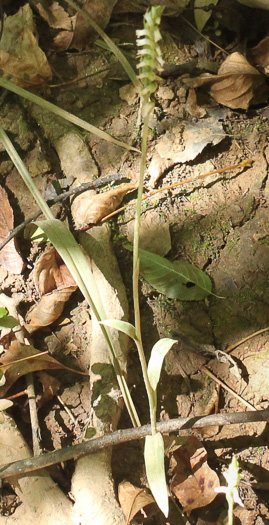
[0,4,52,86]
[148,109,226,186]
[185,88,207,118]
[25,247,77,332]
[48,0,118,51]
[170,436,220,513]
[73,183,137,228]
[0,341,83,397]
[33,247,77,295]
[184,52,268,109]
[118,480,156,523]
[0,186,24,274]
[36,1,74,30]
[36,371,61,409]
[25,288,76,333]
[71,0,118,50]
[247,36,269,74]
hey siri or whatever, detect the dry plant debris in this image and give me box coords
[170,436,220,513]
[0,186,24,274]
[0,4,52,87]
[184,51,269,110]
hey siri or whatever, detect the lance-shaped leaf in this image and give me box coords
[139,248,212,300]
[145,433,169,518]
[148,338,177,392]
[99,319,137,341]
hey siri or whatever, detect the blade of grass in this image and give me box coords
[0,77,139,153]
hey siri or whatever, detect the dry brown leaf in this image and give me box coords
[0,341,81,397]
[0,186,24,274]
[248,36,269,74]
[25,288,76,333]
[185,87,207,118]
[36,1,75,30]
[148,110,225,186]
[0,4,52,86]
[36,371,61,409]
[118,481,156,523]
[71,0,118,50]
[34,247,77,296]
[74,183,137,228]
[184,52,268,109]
[170,436,220,513]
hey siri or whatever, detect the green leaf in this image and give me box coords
[148,338,176,391]
[139,248,212,300]
[0,316,19,329]
[194,0,219,32]
[144,433,169,517]
[0,308,8,319]
[99,320,137,341]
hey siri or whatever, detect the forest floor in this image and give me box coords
[0,2,269,524]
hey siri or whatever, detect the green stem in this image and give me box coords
[133,113,157,435]
[227,496,234,525]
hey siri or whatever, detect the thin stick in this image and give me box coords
[0,173,123,252]
[101,159,253,223]
[226,327,269,354]
[25,373,42,456]
[1,409,269,480]
[201,366,257,411]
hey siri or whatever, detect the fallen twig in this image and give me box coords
[100,159,253,223]
[1,409,268,480]
[0,173,123,252]
[201,366,257,411]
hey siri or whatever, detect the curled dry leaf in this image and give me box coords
[0,186,24,274]
[36,371,61,409]
[247,36,269,74]
[26,247,77,332]
[0,341,81,397]
[170,436,220,513]
[74,183,137,228]
[34,247,77,296]
[25,289,76,333]
[0,4,52,86]
[184,52,268,109]
[118,481,156,523]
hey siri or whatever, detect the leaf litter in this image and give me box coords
[0,186,24,274]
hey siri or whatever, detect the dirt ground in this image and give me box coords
[0,2,269,524]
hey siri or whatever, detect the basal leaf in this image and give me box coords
[139,248,212,300]
[0,316,19,329]
[99,320,137,341]
[148,338,177,391]
[0,308,8,319]
[144,433,169,517]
